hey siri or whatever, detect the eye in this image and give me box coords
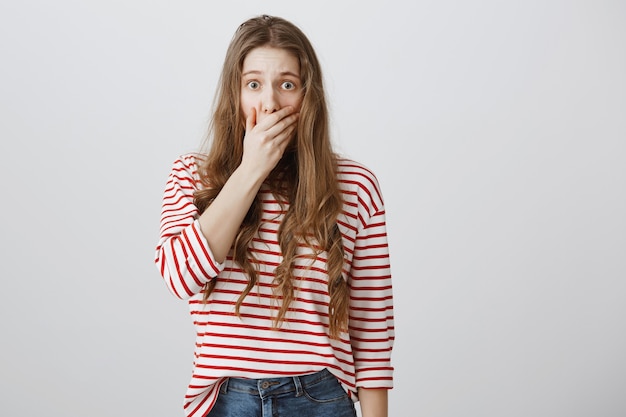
[282,81,296,90]
[246,81,260,90]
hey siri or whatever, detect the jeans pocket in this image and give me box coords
[302,376,349,403]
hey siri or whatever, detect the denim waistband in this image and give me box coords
[220,368,335,397]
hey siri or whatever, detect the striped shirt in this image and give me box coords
[155,153,395,417]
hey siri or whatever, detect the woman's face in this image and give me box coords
[240,46,303,124]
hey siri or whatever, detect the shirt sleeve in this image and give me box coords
[348,175,395,389]
[154,155,224,299]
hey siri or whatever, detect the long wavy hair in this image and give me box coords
[194,15,348,339]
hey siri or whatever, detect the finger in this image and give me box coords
[274,123,297,148]
[245,107,257,132]
[265,112,299,138]
[273,105,294,119]
[257,106,296,129]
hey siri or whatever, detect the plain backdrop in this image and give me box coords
[1,1,625,416]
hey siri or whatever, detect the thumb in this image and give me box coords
[245,107,256,132]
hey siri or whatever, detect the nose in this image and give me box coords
[262,89,279,114]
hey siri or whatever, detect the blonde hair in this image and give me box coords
[194,15,348,339]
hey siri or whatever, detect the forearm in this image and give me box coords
[198,164,265,263]
[357,388,388,417]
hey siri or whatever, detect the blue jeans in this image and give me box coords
[207,368,357,417]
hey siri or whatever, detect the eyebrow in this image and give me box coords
[242,70,300,78]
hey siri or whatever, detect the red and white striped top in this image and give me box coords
[155,153,395,417]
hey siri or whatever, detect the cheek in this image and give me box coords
[290,95,304,111]
[240,96,255,118]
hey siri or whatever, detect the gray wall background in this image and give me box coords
[1,1,624,416]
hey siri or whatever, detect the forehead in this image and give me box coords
[242,46,300,75]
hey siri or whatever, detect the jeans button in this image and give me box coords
[261,381,270,389]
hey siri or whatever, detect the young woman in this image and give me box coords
[155,15,395,417]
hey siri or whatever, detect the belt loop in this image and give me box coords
[219,377,229,394]
[292,375,304,397]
